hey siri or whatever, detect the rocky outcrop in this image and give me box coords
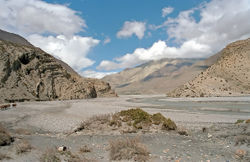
[168,38,250,97]
[0,40,116,103]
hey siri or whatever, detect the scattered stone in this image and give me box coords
[58,146,67,152]
[207,133,212,138]
[163,149,169,154]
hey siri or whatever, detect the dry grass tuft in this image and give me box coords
[0,153,11,160]
[0,123,13,146]
[79,145,91,153]
[16,140,32,154]
[109,137,150,162]
[245,119,250,123]
[40,148,60,162]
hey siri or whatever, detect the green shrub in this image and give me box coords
[119,108,152,127]
[235,119,244,124]
[162,118,177,130]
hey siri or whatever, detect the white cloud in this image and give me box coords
[98,0,250,71]
[117,21,146,39]
[103,37,111,45]
[80,70,116,79]
[0,0,86,36]
[0,0,101,74]
[98,40,210,70]
[28,35,99,71]
[162,7,174,17]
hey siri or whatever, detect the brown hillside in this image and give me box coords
[168,38,250,97]
[0,39,116,103]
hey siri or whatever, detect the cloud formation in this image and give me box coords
[0,0,86,36]
[28,34,99,71]
[162,7,174,17]
[98,40,209,70]
[80,70,116,79]
[0,0,100,73]
[117,21,146,39]
[98,0,250,71]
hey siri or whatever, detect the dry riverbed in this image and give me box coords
[0,95,249,161]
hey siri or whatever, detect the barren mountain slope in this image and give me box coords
[0,29,32,46]
[168,38,250,97]
[103,55,221,94]
[0,39,115,103]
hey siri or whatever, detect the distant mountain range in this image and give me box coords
[103,54,221,94]
[0,29,116,103]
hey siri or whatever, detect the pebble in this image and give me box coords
[163,149,169,153]
[207,133,212,138]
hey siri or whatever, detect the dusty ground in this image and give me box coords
[0,95,249,161]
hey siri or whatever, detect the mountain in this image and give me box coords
[102,55,221,94]
[0,29,116,103]
[168,38,250,97]
[0,29,32,46]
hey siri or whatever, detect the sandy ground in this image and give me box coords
[0,95,249,161]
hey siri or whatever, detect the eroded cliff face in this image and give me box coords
[0,40,116,103]
[168,38,250,97]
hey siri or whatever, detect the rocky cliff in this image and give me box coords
[168,38,250,97]
[0,36,116,103]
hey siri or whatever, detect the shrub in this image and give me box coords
[162,119,177,130]
[109,137,149,162]
[79,145,91,153]
[16,140,32,154]
[119,108,152,127]
[0,123,13,146]
[0,153,11,160]
[75,108,177,133]
[235,119,244,124]
[245,119,250,123]
[152,113,167,125]
[40,149,60,162]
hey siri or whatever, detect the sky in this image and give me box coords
[0,0,250,78]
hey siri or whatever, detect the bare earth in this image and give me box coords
[0,95,250,161]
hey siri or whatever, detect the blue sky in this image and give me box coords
[0,0,250,78]
[48,0,209,69]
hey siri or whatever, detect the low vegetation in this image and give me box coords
[79,145,91,153]
[40,148,94,162]
[76,108,177,133]
[16,140,32,154]
[40,149,60,162]
[109,137,149,162]
[235,119,250,124]
[0,123,13,146]
[235,119,245,124]
[0,153,11,160]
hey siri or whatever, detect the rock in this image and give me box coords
[58,146,67,152]
[207,133,212,138]
[163,149,169,153]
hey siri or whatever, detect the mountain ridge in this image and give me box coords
[168,38,250,97]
